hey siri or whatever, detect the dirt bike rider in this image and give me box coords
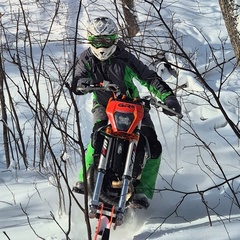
[72,17,181,209]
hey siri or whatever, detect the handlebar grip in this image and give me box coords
[160,104,183,119]
[149,96,183,119]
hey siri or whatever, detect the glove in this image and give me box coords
[76,78,93,94]
[163,95,181,116]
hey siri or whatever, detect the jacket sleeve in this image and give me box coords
[125,51,174,102]
[71,50,91,95]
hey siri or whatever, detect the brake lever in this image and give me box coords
[145,95,183,119]
[159,103,183,119]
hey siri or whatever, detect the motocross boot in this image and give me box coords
[131,193,150,209]
[72,181,84,194]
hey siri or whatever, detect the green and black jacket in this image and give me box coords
[72,40,174,107]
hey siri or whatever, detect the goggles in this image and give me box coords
[88,34,118,48]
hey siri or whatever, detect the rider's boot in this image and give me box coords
[72,181,84,194]
[131,193,150,209]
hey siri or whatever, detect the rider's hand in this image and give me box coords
[163,95,181,116]
[76,78,93,94]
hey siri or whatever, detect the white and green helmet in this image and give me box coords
[87,17,119,61]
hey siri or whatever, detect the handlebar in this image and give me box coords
[76,81,120,93]
[144,96,183,119]
[77,81,183,119]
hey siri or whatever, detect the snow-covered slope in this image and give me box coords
[0,0,240,239]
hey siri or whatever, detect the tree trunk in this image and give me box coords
[0,37,11,168]
[219,0,240,64]
[121,0,140,37]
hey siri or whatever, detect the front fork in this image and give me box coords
[115,137,139,225]
[89,129,141,225]
[89,135,112,218]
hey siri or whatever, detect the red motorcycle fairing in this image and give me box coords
[106,98,144,134]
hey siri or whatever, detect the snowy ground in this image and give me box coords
[1,0,240,239]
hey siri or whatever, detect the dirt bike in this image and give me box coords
[77,81,182,240]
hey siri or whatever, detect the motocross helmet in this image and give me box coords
[87,17,119,61]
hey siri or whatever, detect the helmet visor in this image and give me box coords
[88,34,118,49]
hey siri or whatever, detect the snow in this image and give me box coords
[0,0,240,239]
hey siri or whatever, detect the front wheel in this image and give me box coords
[87,166,134,208]
[87,166,121,207]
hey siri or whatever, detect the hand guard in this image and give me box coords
[76,78,93,94]
[163,95,181,116]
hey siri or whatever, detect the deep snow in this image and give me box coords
[0,0,240,239]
